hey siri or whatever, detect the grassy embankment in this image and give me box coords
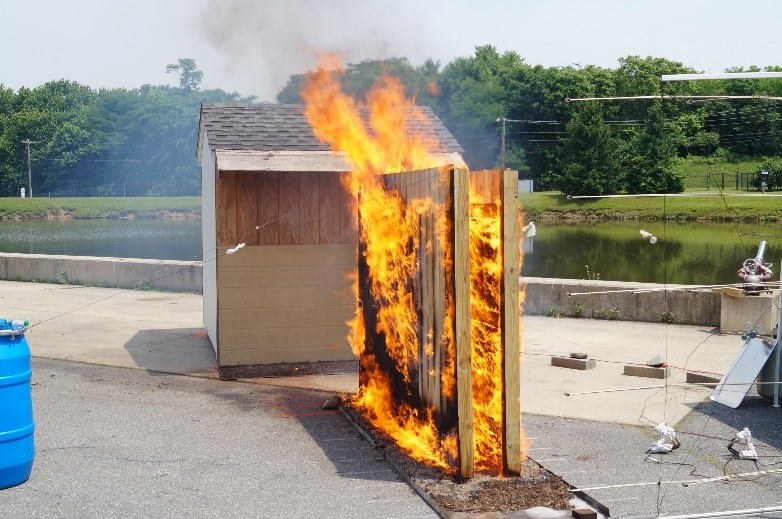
[0,197,201,220]
[521,191,782,222]
[523,156,782,222]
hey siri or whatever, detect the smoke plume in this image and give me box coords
[200,0,432,101]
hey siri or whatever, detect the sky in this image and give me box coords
[2,0,781,102]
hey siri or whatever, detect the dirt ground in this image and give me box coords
[341,401,572,515]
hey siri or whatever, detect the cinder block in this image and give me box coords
[551,356,596,370]
[572,509,597,519]
[686,371,721,388]
[623,365,670,379]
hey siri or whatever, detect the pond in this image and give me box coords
[522,220,781,285]
[0,219,202,261]
[0,218,778,286]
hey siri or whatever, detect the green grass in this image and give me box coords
[522,155,782,221]
[520,191,782,221]
[0,196,201,220]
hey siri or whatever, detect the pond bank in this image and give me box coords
[0,196,201,220]
[521,192,782,222]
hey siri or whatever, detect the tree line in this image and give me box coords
[280,47,782,195]
[2,52,781,197]
[0,59,251,197]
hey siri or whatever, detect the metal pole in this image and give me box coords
[500,117,506,168]
[20,139,35,198]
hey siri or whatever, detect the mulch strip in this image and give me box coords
[340,399,573,515]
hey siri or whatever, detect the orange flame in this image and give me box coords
[302,58,455,469]
[301,58,524,474]
[469,191,504,471]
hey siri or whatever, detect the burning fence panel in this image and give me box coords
[299,60,523,479]
[469,168,523,475]
[352,165,522,479]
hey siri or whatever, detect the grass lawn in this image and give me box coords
[0,196,201,219]
[520,191,782,221]
[519,155,782,221]
[521,191,782,221]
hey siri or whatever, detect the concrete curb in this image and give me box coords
[0,252,202,292]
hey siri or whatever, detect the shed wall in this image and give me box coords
[200,134,218,352]
[215,170,355,247]
[216,244,356,365]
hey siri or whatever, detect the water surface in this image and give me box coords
[522,220,781,285]
[0,219,201,261]
[0,218,778,286]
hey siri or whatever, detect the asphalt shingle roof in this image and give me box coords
[200,103,464,154]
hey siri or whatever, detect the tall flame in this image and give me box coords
[302,59,455,469]
[468,188,526,473]
[301,58,524,474]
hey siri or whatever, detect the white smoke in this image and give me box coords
[199,0,432,101]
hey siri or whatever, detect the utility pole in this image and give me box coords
[20,139,36,198]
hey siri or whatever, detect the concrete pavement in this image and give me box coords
[5,358,437,518]
[4,279,782,517]
[1,280,216,377]
[3,279,748,427]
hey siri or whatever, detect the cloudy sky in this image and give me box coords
[2,0,781,101]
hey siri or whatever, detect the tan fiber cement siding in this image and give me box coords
[216,244,357,365]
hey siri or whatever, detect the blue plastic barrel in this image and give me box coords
[0,319,34,489]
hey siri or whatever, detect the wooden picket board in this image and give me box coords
[216,171,238,246]
[257,172,280,245]
[339,173,357,245]
[299,171,320,245]
[278,173,300,245]
[319,172,341,245]
[236,173,259,246]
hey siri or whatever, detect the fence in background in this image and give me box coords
[686,171,781,192]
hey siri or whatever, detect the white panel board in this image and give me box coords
[200,133,218,353]
[710,337,776,408]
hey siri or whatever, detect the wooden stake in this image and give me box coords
[501,169,521,475]
[453,167,473,479]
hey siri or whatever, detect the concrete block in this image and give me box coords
[686,371,721,389]
[623,365,670,379]
[551,356,596,370]
[719,290,780,334]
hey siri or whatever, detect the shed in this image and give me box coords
[196,103,464,373]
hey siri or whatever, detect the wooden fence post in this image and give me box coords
[453,167,473,479]
[501,169,521,475]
